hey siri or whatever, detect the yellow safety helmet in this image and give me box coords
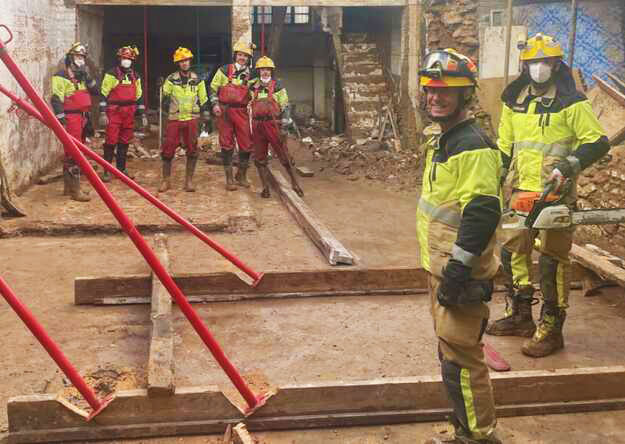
[233,40,255,57]
[117,45,139,60]
[68,42,88,56]
[518,33,564,61]
[255,56,275,70]
[173,47,193,63]
[419,48,477,88]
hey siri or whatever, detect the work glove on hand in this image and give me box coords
[98,113,109,128]
[212,104,222,117]
[141,115,149,129]
[437,259,472,308]
[548,157,579,193]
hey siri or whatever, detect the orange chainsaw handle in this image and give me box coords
[511,191,561,213]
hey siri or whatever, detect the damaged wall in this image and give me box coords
[425,0,479,63]
[0,0,77,193]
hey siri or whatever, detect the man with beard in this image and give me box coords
[417,49,503,444]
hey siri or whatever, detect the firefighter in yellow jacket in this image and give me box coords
[250,56,303,198]
[159,47,209,193]
[51,42,99,202]
[486,34,609,358]
[99,45,147,182]
[210,39,255,190]
[418,49,503,444]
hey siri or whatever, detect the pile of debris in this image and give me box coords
[299,123,421,192]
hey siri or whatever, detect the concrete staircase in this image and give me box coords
[339,33,391,144]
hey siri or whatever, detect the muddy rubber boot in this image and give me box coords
[522,307,566,358]
[224,165,237,191]
[425,416,502,444]
[235,152,251,188]
[63,167,71,196]
[68,166,91,202]
[101,144,115,183]
[485,287,536,338]
[255,162,271,198]
[158,159,172,193]
[184,156,198,192]
[116,143,134,180]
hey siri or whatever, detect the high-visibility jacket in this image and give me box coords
[210,64,254,106]
[417,118,503,280]
[100,67,144,112]
[498,64,607,194]
[51,69,98,120]
[162,71,208,121]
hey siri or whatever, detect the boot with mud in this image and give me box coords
[101,144,115,183]
[485,286,535,337]
[425,416,502,444]
[255,160,271,198]
[184,155,198,192]
[116,143,135,180]
[67,166,91,202]
[221,149,237,191]
[158,159,172,192]
[63,166,71,196]
[522,307,566,358]
[235,151,251,188]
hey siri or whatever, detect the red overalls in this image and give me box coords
[217,64,252,152]
[105,68,138,145]
[251,81,289,164]
[64,84,92,167]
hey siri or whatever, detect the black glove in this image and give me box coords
[437,259,472,307]
[553,158,576,178]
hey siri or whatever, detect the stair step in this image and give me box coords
[343,68,384,79]
[343,43,377,52]
[343,33,369,44]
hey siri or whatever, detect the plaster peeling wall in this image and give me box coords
[0,0,77,193]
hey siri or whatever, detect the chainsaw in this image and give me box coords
[502,181,625,230]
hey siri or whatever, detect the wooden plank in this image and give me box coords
[587,85,625,145]
[607,72,625,95]
[267,168,355,265]
[147,234,175,397]
[571,243,625,288]
[8,366,625,443]
[74,264,587,305]
[593,75,625,108]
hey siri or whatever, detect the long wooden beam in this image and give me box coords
[571,243,625,288]
[8,366,625,443]
[74,264,588,305]
[74,267,424,305]
[147,234,175,397]
[267,168,355,265]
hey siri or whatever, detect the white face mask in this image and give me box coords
[260,74,271,83]
[120,59,132,68]
[73,58,85,68]
[529,61,552,84]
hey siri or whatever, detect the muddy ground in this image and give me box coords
[1,137,624,443]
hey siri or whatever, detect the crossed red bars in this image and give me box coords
[0,24,270,418]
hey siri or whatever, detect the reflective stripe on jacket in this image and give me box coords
[417,118,503,280]
[162,71,208,121]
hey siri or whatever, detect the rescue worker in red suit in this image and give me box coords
[249,56,303,198]
[210,40,256,191]
[51,42,99,202]
[99,45,148,182]
[159,47,209,193]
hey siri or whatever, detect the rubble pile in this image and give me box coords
[576,145,625,252]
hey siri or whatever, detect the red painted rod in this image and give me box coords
[0,30,263,410]
[0,84,263,287]
[0,277,104,413]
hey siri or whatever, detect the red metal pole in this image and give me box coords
[0,84,263,286]
[0,276,112,420]
[143,6,149,110]
[0,26,266,412]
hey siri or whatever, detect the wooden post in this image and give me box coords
[568,0,578,67]
[503,0,514,86]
